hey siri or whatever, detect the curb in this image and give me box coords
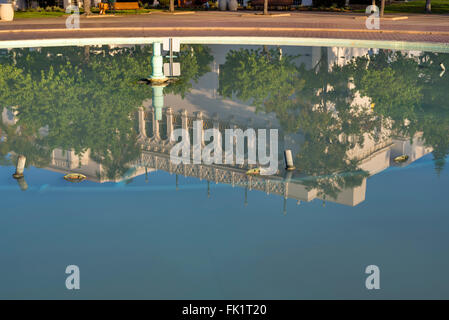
[1,26,449,36]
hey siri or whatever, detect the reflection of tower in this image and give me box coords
[151,83,167,121]
[149,42,168,83]
[148,42,168,121]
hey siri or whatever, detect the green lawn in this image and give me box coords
[13,8,181,19]
[384,0,449,14]
[14,11,68,18]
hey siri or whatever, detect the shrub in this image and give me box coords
[159,0,170,7]
[313,0,346,7]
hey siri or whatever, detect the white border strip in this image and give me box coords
[0,36,448,52]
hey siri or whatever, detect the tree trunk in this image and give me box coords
[380,0,385,17]
[84,0,91,15]
[170,0,175,12]
[264,0,268,15]
[372,0,375,6]
[425,0,431,13]
[84,45,90,62]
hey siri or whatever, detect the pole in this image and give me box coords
[13,155,26,179]
[380,0,385,17]
[284,150,295,171]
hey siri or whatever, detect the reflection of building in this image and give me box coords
[2,107,17,126]
[138,45,431,208]
[1,107,147,183]
[46,149,149,183]
[137,105,431,208]
[0,44,433,209]
[391,133,433,167]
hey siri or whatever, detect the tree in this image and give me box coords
[219,47,373,199]
[84,0,91,15]
[0,44,213,180]
[264,0,268,15]
[218,46,449,194]
[170,0,175,12]
[380,0,385,17]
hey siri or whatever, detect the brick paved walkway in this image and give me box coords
[0,11,448,44]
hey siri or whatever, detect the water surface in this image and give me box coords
[0,43,448,299]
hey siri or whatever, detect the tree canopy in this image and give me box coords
[0,44,213,179]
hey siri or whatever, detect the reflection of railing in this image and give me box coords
[51,159,71,168]
[352,139,393,161]
[139,150,287,196]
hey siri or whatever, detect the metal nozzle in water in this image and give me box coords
[284,150,295,171]
[12,155,26,179]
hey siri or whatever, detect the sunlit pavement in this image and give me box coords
[0,11,448,43]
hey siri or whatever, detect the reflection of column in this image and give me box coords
[152,84,166,121]
[138,107,146,138]
[150,42,167,82]
[194,111,204,147]
[244,187,248,206]
[16,177,28,191]
[180,109,188,131]
[152,107,160,139]
[207,180,210,198]
[212,113,219,131]
[212,113,220,161]
[166,107,174,139]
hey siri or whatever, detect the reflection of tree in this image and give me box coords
[350,50,449,173]
[90,131,141,181]
[219,46,449,198]
[349,51,423,138]
[165,44,213,97]
[0,122,52,168]
[0,46,154,157]
[219,47,298,117]
[0,44,213,180]
[219,47,375,200]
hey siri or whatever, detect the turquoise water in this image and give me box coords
[0,43,448,299]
